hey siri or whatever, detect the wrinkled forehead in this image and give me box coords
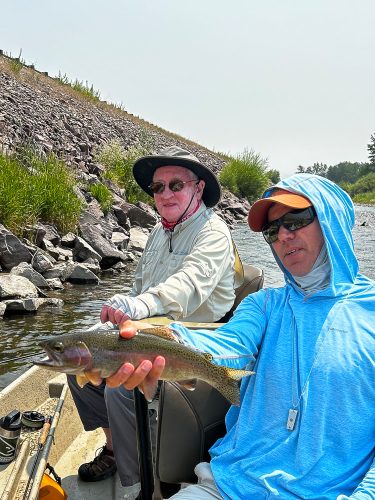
[153,165,196,181]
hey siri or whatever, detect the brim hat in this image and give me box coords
[248,189,312,231]
[133,146,221,207]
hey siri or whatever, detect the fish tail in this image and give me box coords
[214,377,241,406]
[211,367,255,406]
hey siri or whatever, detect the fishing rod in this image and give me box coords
[0,352,45,365]
[22,415,52,500]
[26,382,69,500]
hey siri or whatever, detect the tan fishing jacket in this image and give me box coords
[130,203,236,322]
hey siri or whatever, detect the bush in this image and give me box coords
[349,172,375,196]
[352,191,375,204]
[219,149,270,203]
[94,138,153,204]
[0,148,82,236]
[89,183,113,215]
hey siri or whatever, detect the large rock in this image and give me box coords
[0,224,33,270]
[73,235,102,262]
[114,202,157,230]
[46,278,64,290]
[128,228,148,253]
[79,224,127,269]
[43,263,70,281]
[42,224,61,246]
[0,274,39,299]
[10,262,51,289]
[79,206,113,238]
[32,250,56,274]
[63,262,100,284]
[2,297,63,315]
[61,232,76,248]
[111,231,129,250]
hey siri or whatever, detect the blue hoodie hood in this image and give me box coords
[263,174,361,297]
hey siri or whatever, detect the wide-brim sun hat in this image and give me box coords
[133,145,222,208]
[248,189,312,231]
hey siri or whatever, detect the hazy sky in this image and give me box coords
[2,1,374,177]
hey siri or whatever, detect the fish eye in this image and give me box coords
[53,342,65,353]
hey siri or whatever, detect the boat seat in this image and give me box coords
[155,264,264,497]
[220,263,264,322]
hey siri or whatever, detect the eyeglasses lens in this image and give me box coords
[148,179,197,194]
[262,207,316,244]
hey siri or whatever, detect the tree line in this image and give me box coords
[295,134,375,203]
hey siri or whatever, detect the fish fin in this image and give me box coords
[177,379,197,391]
[139,326,176,341]
[212,367,256,406]
[83,370,103,387]
[211,353,254,361]
[141,379,159,403]
[76,374,90,388]
[224,367,255,381]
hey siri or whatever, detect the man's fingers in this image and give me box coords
[148,355,166,378]
[101,307,129,325]
[123,360,154,390]
[106,363,135,388]
[114,309,130,325]
[119,320,150,338]
[100,305,110,323]
[106,356,166,393]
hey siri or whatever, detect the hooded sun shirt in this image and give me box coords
[172,174,375,500]
[291,243,330,295]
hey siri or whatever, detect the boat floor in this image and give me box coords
[55,428,141,499]
[0,367,142,499]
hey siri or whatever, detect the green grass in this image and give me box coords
[5,49,25,75]
[219,149,270,203]
[0,149,83,236]
[56,72,101,102]
[93,137,154,205]
[89,183,113,215]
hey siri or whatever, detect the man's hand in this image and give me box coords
[100,295,149,324]
[105,320,166,399]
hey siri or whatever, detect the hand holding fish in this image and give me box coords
[35,320,254,405]
[100,295,150,324]
[106,320,166,394]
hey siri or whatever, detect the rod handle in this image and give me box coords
[39,416,52,447]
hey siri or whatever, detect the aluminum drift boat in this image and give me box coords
[0,318,230,500]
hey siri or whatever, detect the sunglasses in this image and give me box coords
[148,179,199,195]
[262,207,317,244]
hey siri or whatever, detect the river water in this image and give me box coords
[0,205,374,391]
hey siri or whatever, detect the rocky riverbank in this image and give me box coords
[0,54,250,318]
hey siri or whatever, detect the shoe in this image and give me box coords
[78,445,117,482]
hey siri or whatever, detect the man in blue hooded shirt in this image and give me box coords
[108,174,375,499]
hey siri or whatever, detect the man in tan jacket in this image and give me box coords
[68,146,238,491]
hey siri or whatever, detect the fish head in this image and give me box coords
[35,337,93,374]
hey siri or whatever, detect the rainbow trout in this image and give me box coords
[35,327,254,406]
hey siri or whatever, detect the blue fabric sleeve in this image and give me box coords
[171,290,268,369]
